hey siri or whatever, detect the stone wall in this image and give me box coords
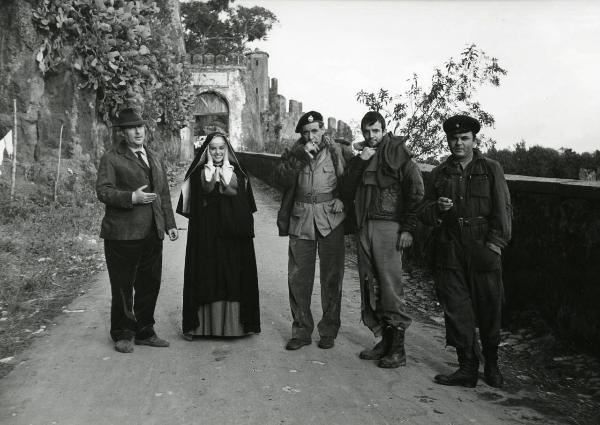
[0,0,185,169]
[183,52,264,157]
[236,152,600,355]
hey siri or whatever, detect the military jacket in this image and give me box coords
[420,150,512,249]
[274,138,345,240]
[343,135,424,233]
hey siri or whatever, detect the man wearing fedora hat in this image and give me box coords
[96,108,178,353]
[420,114,512,387]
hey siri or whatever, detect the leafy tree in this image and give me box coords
[180,0,278,55]
[33,0,193,130]
[486,141,600,179]
[356,44,507,161]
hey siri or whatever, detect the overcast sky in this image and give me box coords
[237,0,600,152]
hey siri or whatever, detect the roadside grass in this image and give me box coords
[0,182,105,378]
[0,159,186,378]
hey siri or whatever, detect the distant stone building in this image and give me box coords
[182,49,352,159]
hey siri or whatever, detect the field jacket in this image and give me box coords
[275,136,346,239]
[419,150,512,270]
[342,134,424,233]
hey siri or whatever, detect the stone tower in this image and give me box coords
[245,50,270,114]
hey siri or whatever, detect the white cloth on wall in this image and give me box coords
[0,130,13,175]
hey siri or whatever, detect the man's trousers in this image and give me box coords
[434,235,504,352]
[287,224,345,341]
[104,235,163,342]
[357,220,412,336]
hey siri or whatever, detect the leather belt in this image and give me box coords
[456,216,488,227]
[295,192,335,204]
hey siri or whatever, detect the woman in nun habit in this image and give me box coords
[177,132,260,339]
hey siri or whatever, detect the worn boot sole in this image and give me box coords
[359,350,385,360]
[434,374,478,388]
[484,374,504,388]
[377,357,407,368]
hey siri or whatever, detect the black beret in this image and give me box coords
[443,115,480,135]
[295,111,323,133]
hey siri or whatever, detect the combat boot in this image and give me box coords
[359,327,391,360]
[483,346,504,388]
[378,327,406,368]
[434,347,479,388]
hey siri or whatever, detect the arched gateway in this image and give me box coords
[192,91,229,141]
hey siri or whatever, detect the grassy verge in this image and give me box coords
[0,185,105,377]
[0,159,185,378]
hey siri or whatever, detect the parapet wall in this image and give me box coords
[236,152,600,355]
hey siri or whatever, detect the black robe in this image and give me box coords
[177,145,260,334]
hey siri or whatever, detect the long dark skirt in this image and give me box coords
[182,197,260,336]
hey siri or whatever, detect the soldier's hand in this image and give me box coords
[360,147,377,161]
[396,231,413,251]
[486,242,501,255]
[330,199,344,213]
[168,228,179,241]
[437,197,453,211]
[132,185,157,204]
[304,141,317,159]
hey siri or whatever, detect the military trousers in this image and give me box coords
[104,234,163,342]
[357,220,412,336]
[287,224,345,341]
[434,236,504,352]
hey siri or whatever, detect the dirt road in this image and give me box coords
[0,179,554,425]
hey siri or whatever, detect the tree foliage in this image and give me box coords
[180,0,278,54]
[357,44,507,161]
[486,141,600,180]
[32,0,193,130]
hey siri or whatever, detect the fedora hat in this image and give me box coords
[112,108,146,128]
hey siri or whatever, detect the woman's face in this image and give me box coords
[208,136,226,163]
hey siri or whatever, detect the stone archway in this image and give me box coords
[192,92,229,145]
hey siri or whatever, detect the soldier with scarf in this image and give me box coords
[342,111,424,368]
[275,111,347,351]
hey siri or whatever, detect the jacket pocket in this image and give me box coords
[469,174,490,198]
[470,241,501,271]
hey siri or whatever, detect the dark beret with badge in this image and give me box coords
[295,111,323,133]
[443,114,481,135]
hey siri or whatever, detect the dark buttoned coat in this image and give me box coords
[96,140,176,240]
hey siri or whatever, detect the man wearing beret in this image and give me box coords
[420,114,512,387]
[274,111,346,350]
[342,111,424,368]
[96,108,178,353]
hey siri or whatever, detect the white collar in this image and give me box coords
[129,146,146,155]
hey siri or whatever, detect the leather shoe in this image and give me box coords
[285,338,311,350]
[182,333,194,341]
[115,339,134,353]
[317,336,334,349]
[135,335,170,347]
